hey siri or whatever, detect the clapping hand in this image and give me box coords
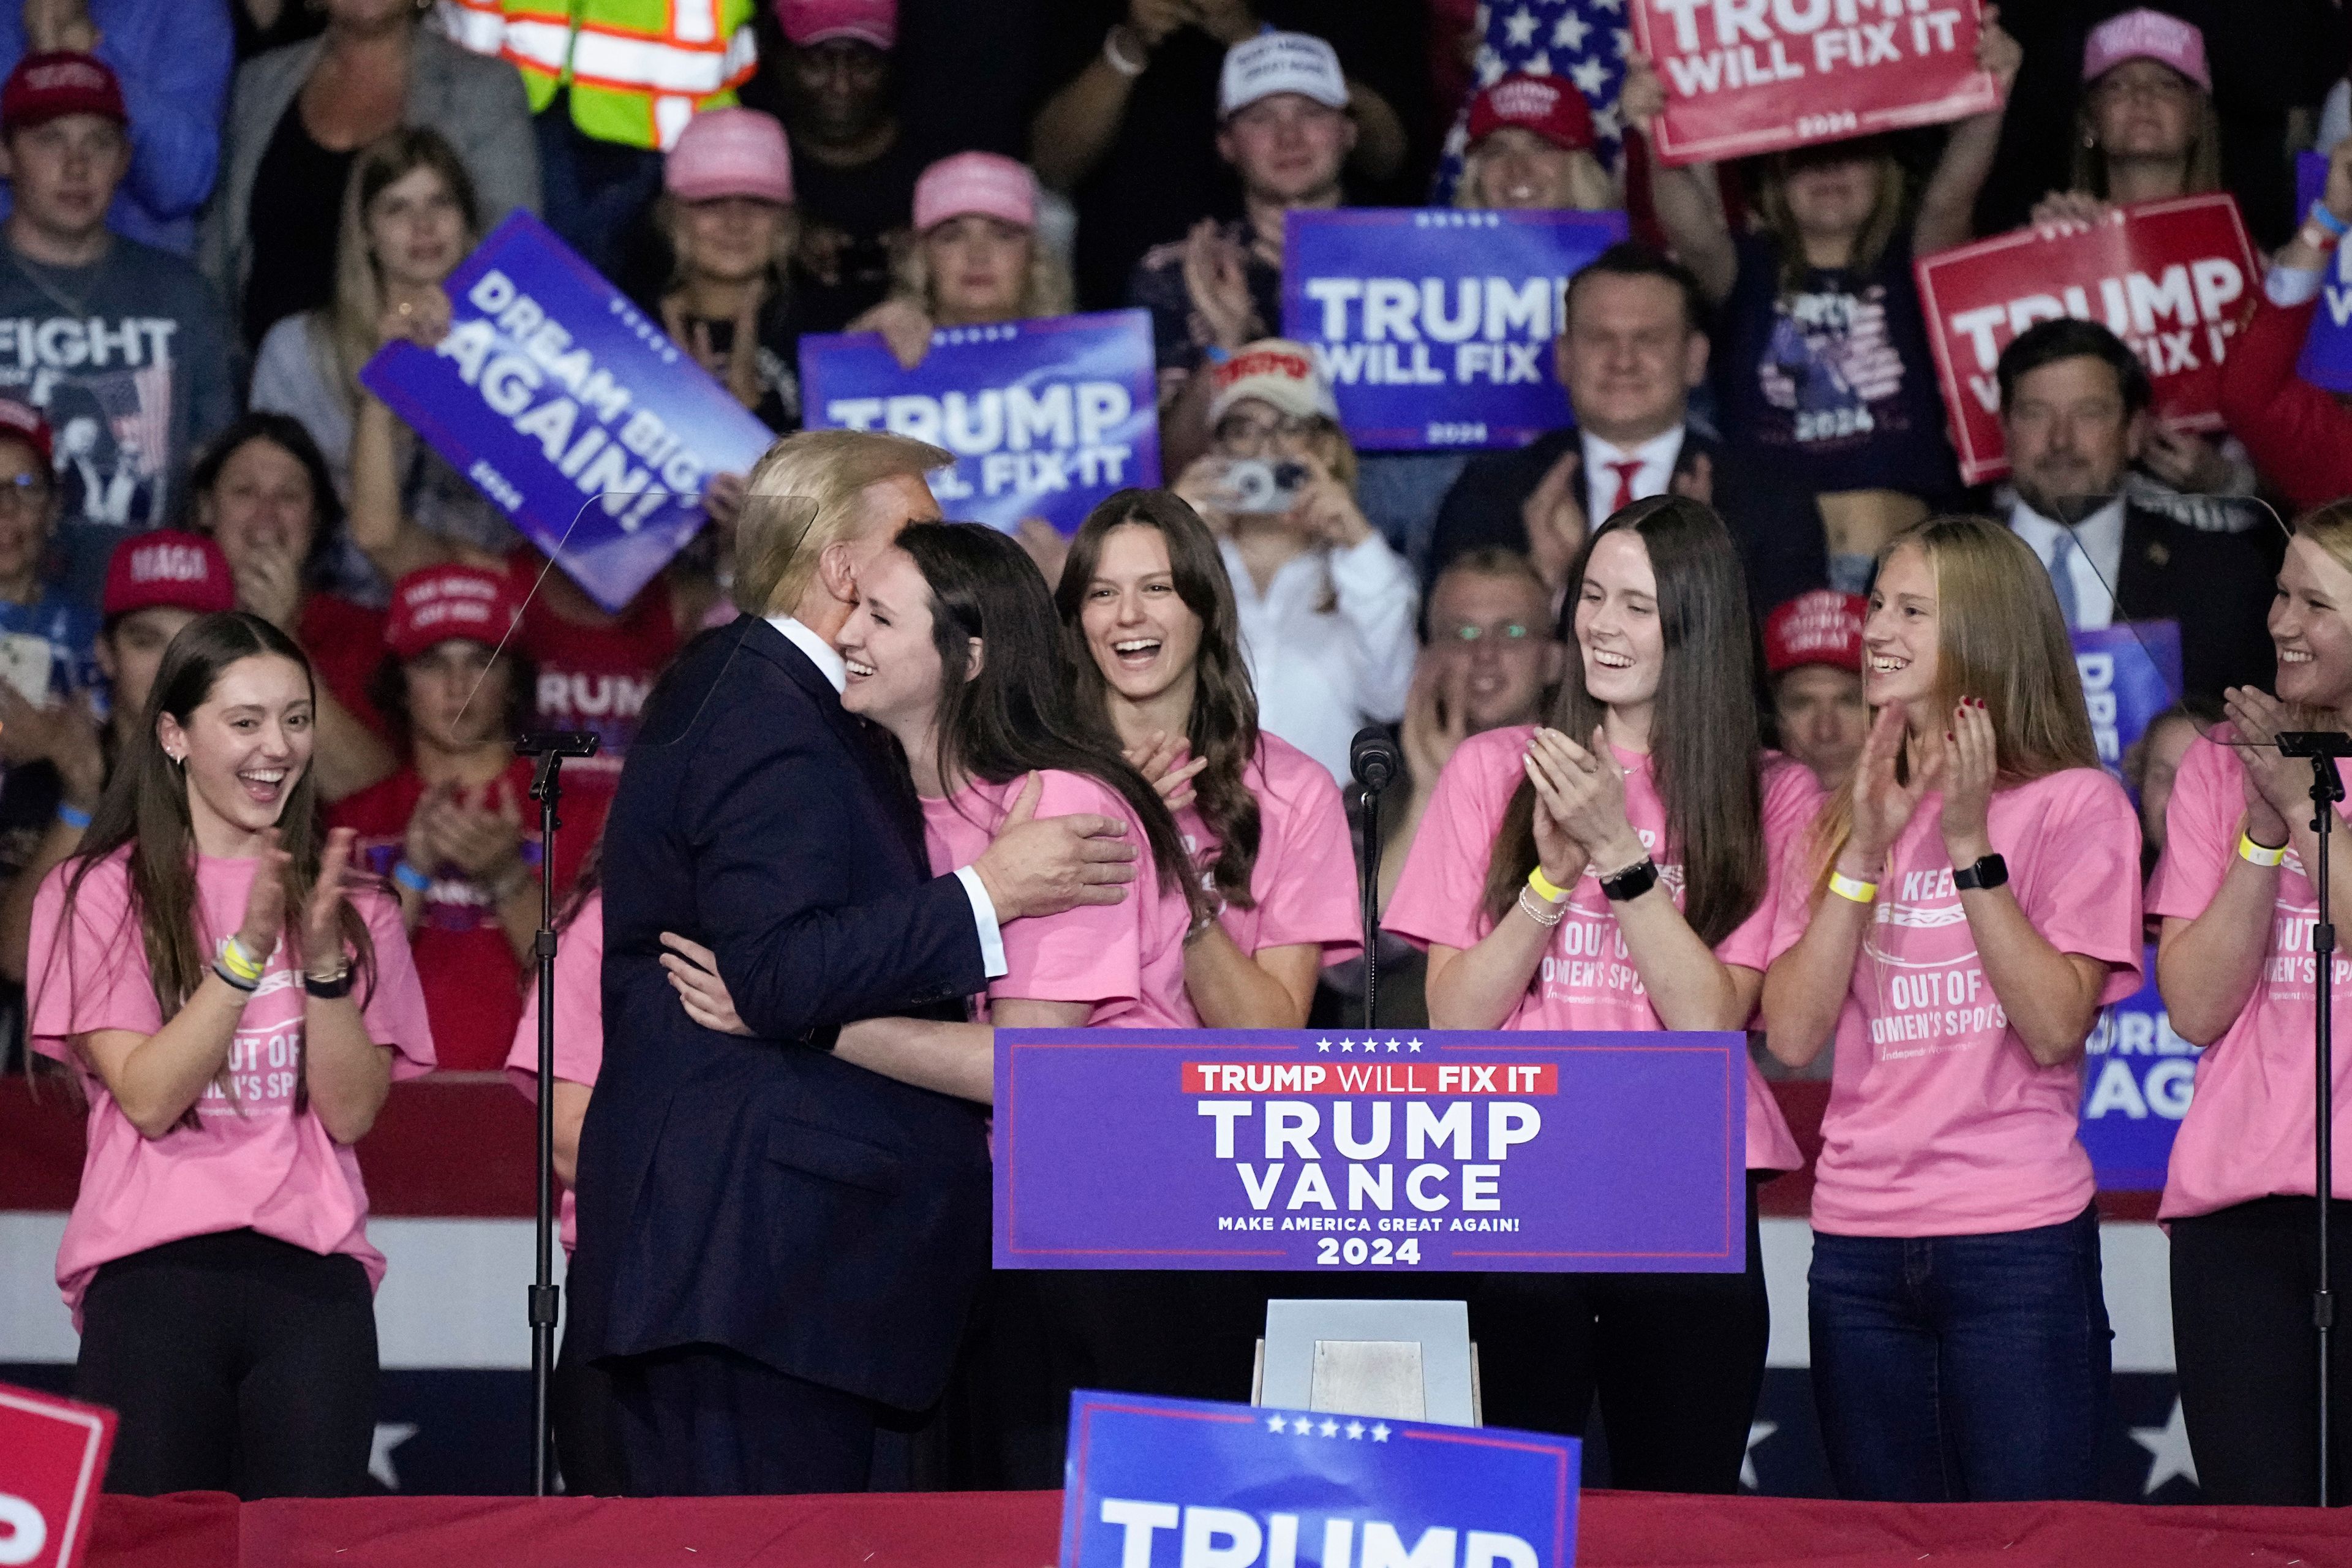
[1939,698,1997,862]
[1523,726,1642,872]
[1849,704,1932,870]
[299,827,363,981]
[1520,448,1588,596]
[1401,657,1469,790]
[1181,219,1262,352]
[2225,685,2306,848]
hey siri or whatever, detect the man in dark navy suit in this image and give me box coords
[571,430,1139,1496]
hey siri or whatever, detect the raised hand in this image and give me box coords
[1181,220,1261,352]
[1525,726,1641,869]
[1939,698,1997,862]
[300,827,361,978]
[1850,704,1931,868]
[377,284,453,350]
[236,827,293,965]
[1977,6,2022,95]
[1617,53,1665,132]
[1282,450,1374,549]
[2225,685,2310,841]
[1401,657,1469,788]
[1520,447,1588,596]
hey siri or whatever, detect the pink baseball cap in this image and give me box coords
[2082,8,2210,93]
[665,107,794,205]
[775,0,895,50]
[912,151,1037,233]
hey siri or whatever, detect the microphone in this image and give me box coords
[1351,726,1400,795]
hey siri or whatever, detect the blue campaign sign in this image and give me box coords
[358,212,775,612]
[1061,1390,1580,1568]
[1281,209,1627,452]
[2074,620,2182,799]
[2296,153,2352,391]
[798,310,1160,534]
[2081,941,2198,1191]
[997,1028,1746,1274]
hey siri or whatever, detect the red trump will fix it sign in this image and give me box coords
[1631,0,1999,165]
[1913,195,2256,484]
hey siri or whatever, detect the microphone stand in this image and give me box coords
[1351,732,1397,1032]
[515,730,598,1497]
[2280,729,2351,1506]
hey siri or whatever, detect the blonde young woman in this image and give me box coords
[1452,74,1618,213]
[2150,500,2352,1504]
[654,107,807,437]
[249,127,513,584]
[1762,516,2143,1502]
[848,152,1074,371]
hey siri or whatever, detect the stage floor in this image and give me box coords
[88,1487,2352,1568]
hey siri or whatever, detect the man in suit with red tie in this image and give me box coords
[1428,242,1826,616]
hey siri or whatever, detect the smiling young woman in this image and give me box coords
[2148,500,2352,1504]
[1760,516,2142,1503]
[25,611,431,1497]
[1384,495,1815,1493]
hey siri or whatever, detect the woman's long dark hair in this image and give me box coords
[899,522,1204,921]
[45,613,377,1117]
[1477,496,1765,946]
[1056,488,1262,907]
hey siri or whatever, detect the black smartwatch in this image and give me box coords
[1599,856,1659,903]
[1952,852,2008,892]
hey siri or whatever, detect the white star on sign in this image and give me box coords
[1346,1421,1366,1439]
[1340,1039,1355,1053]
[1502,6,1537,47]
[1571,57,1610,96]
[1740,1421,1776,1490]
[1408,1039,1423,1053]
[1370,1423,1392,1442]
[1267,1414,1289,1433]
[1552,12,1589,50]
[369,1422,419,1491]
[1384,1038,1399,1053]
[2131,1398,2199,1495]
[1316,1039,1332,1053]
[1319,1419,1340,1437]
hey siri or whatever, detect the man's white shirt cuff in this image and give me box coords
[954,865,1009,978]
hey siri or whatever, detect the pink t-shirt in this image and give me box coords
[1382,724,1814,1172]
[1172,733,1362,1011]
[2147,728,2352,1219]
[923,771,1193,1027]
[28,848,435,1317]
[1767,767,2143,1237]
[505,892,605,1252]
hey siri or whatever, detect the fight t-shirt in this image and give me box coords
[331,758,546,1071]
[2147,728,2352,1219]
[505,891,603,1253]
[1383,723,1815,1172]
[922,770,1193,1027]
[1172,732,1363,1009]
[28,846,434,1317]
[1766,767,2143,1236]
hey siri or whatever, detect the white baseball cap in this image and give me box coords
[1208,339,1341,425]
[1218,30,1348,118]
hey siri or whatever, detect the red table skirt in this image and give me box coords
[88,1488,2352,1568]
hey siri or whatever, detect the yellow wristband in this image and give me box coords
[1527,866,1569,903]
[2239,831,2288,868]
[219,934,265,982]
[1828,870,1878,905]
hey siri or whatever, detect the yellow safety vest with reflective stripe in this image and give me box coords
[434,0,757,150]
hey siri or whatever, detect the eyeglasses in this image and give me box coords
[0,472,52,515]
[1216,413,1326,453]
[1441,619,1540,647]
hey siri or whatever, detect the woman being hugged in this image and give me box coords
[28,612,432,1496]
[1383,494,1813,1493]
[1058,489,1360,1029]
[2152,500,2352,1504]
[1761,516,2142,1502]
